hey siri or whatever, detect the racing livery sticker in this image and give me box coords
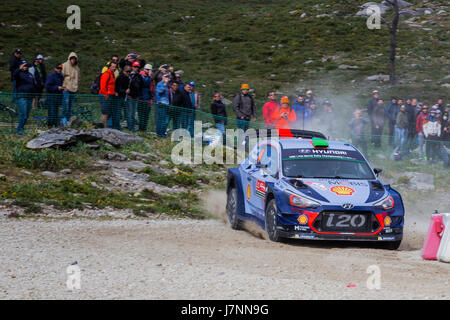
[330,186,355,196]
[282,148,366,162]
[298,214,308,225]
[255,180,266,198]
[305,181,328,191]
[246,184,251,200]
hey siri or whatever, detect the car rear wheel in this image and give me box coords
[226,187,242,230]
[265,199,282,242]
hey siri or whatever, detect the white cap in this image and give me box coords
[144,64,152,70]
[306,90,313,94]
[36,54,44,59]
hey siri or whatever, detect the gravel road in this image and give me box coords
[1,213,449,300]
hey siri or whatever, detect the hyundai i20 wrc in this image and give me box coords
[226,130,404,250]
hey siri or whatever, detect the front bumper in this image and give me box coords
[278,228,403,241]
[277,209,404,242]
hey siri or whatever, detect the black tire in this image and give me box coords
[226,187,242,230]
[265,199,282,242]
[379,240,402,250]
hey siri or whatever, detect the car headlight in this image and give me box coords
[374,196,394,210]
[287,192,321,208]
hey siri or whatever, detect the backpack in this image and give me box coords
[90,71,103,94]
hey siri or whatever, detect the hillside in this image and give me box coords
[0,0,448,112]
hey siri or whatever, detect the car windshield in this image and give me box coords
[282,158,375,180]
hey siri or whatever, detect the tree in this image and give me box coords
[381,0,400,85]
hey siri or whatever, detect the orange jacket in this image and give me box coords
[271,105,296,129]
[99,69,115,97]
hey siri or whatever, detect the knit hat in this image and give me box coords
[281,96,290,104]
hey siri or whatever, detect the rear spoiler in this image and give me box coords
[245,128,327,140]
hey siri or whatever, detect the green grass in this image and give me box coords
[0,0,448,116]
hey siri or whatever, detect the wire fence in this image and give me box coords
[0,91,448,166]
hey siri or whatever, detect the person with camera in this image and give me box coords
[155,73,171,137]
[13,60,36,134]
[270,96,296,130]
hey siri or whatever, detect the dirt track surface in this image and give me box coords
[1,216,449,300]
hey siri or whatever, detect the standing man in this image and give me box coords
[211,92,227,136]
[114,65,132,131]
[385,96,398,146]
[102,55,120,79]
[422,109,442,162]
[155,73,171,137]
[233,83,256,131]
[13,60,36,134]
[415,104,428,159]
[304,90,315,110]
[166,81,184,131]
[367,90,379,144]
[372,98,385,148]
[348,109,369,156]
[28,58,45,109]
[99,61,117,129]
[126,61,144,132]
[321,100,335,138]
[292,95,308,129]
[45,64,64,127]
[9,49,23,103]
[262,91,278,128]
[394,104,409,152]
[61,52,81,126]
[138,64,154,132]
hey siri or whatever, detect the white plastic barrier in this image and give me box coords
[437,213,450,263]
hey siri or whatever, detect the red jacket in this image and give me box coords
[416,112,427,133]
[263,100,279,126]
[99,69,115,97]
[271,105,296,129]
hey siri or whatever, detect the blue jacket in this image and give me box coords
[141,75,153,101]
[13,69,36,95]
[385,102,399,122]
[182,89,193,109]
[292,101,310,125]
[155,80,169,105]
[45,70,64,94]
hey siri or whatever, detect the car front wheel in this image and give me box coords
[226,187,242,230]
[265,199,282,242]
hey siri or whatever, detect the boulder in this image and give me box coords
[366,74,390,81]
[97,128,143,147]
[399,9,420,17]
[26,128,103,149]
[338,64,359,70]
[382,0,412,9]
[103,152,127,161]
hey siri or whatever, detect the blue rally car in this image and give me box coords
[226,130,404,250]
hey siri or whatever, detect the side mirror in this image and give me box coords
[374,168,383,177]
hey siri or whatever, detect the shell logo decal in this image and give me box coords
[246,184,251,200]
[330,186,355,196]
[384,216,392,227]
[298,214,308,225]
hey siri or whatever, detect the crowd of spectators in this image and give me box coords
[7,49,450,167]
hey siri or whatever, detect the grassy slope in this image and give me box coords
[0,0,448,113]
